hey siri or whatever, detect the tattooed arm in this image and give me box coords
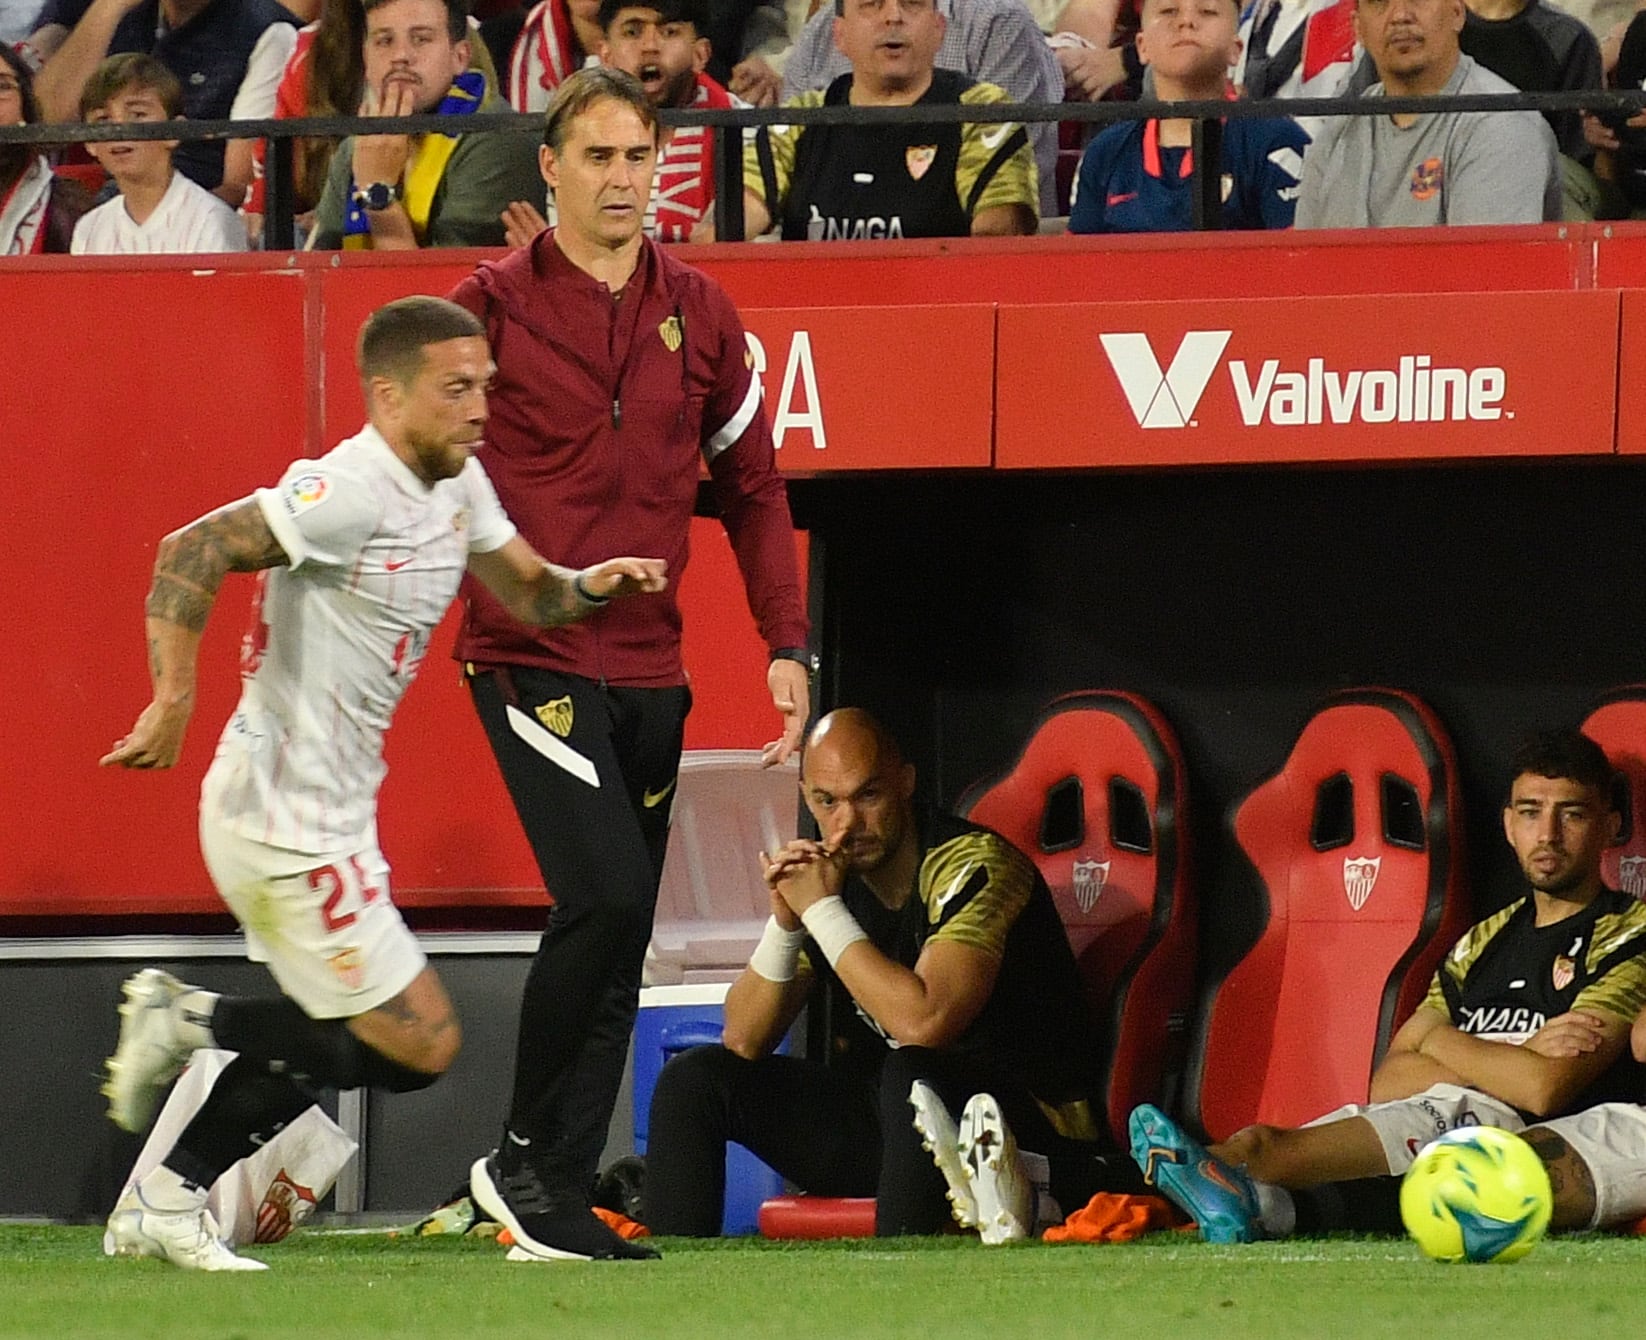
[100,499,289,770]
[466,537,667,629]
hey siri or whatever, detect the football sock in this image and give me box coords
[1253,1181,1296,1237]
[137,1163,209,1213]
[164,1054,315,1188]
[1290,1176,1404,1234]
[172,990,220,1050]
[209,997,439,1091]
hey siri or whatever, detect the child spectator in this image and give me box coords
[1069,0,1308,232]
[28,0,298,207]
[71,53,247,253]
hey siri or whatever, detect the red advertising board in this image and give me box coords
[995,291,1620,469]
[1617,290,1646,457]
[745,304,994,471]
[316,264,994,472]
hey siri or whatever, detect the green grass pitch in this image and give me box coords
[7,1226,1646,1339]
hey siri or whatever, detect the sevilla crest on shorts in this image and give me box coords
[327,947,364,991]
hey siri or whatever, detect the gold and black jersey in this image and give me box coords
[1422,887,1646,1109]
[745,69,1038,241]
[801,812,1102,1130]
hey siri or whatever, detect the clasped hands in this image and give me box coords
[759,837,846,929]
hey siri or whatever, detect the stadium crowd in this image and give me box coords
[9,0,1646,254]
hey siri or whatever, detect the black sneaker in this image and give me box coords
[470,1153,659,1261]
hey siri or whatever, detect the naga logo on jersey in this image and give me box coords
[1619,855,1646,899]
[254,1170,319,1243]
[536,695,574,738]
[1343,855,1381,911]
[1552,953,1576,991]
[1071,858,1110,914]
[1410,156,1444,202]
[805,204,906,240]
[658,315,683,353]
[287,472,330,511]
[906,145,936,180]
[1460,1005,1543,1040]
[1100,330,1510,428]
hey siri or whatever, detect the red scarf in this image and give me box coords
[0,155,53,255]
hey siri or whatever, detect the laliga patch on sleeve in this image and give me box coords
[284,471,331,515]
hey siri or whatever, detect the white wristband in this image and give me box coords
[799,896,869,969]
[748,916,808,982]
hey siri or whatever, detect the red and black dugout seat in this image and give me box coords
[957,690,1196,1146]
[759,691,1194,1238]
[1580,688,1646,901]
[1185,689,1470,1142]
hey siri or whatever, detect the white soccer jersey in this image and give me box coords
[201,425,516,854]
[70,170,248,255]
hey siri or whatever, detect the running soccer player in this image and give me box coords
[99,294,666,1272]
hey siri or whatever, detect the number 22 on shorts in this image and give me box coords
[309,856,384,933]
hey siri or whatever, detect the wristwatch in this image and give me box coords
[352,181,402,212]
[771,647,819,674]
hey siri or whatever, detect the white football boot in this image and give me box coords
[958,1092,1034,1245]
[103,968,201,1133]
[106,1186,267,1272]
[909,1081,978,1229]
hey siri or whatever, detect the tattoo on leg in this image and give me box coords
[1521,1127,1596,1218]
[1520,1127,1566,1169]
[378,993,421,1027]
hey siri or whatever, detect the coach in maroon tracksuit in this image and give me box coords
[449,66,811,1262]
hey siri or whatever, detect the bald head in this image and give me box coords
[801,709,916,875]
[802,708,903,780]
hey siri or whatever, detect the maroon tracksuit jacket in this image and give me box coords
[449,232,808,687]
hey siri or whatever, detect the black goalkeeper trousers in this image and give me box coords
[643,1044,1143,1237]
[469,665,690,1195]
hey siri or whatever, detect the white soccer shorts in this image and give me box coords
[1305,1084,1526,1175]
[198,817,426,1020]
[1532,1103,1646,1229]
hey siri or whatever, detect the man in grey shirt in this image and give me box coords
[1296,0,1559,226]
[780,0,1061,216]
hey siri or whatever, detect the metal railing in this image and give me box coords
[4,85,1642,245]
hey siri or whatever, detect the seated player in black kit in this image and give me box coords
[643,709,1146,1240]
[1130,730,1646,1243]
